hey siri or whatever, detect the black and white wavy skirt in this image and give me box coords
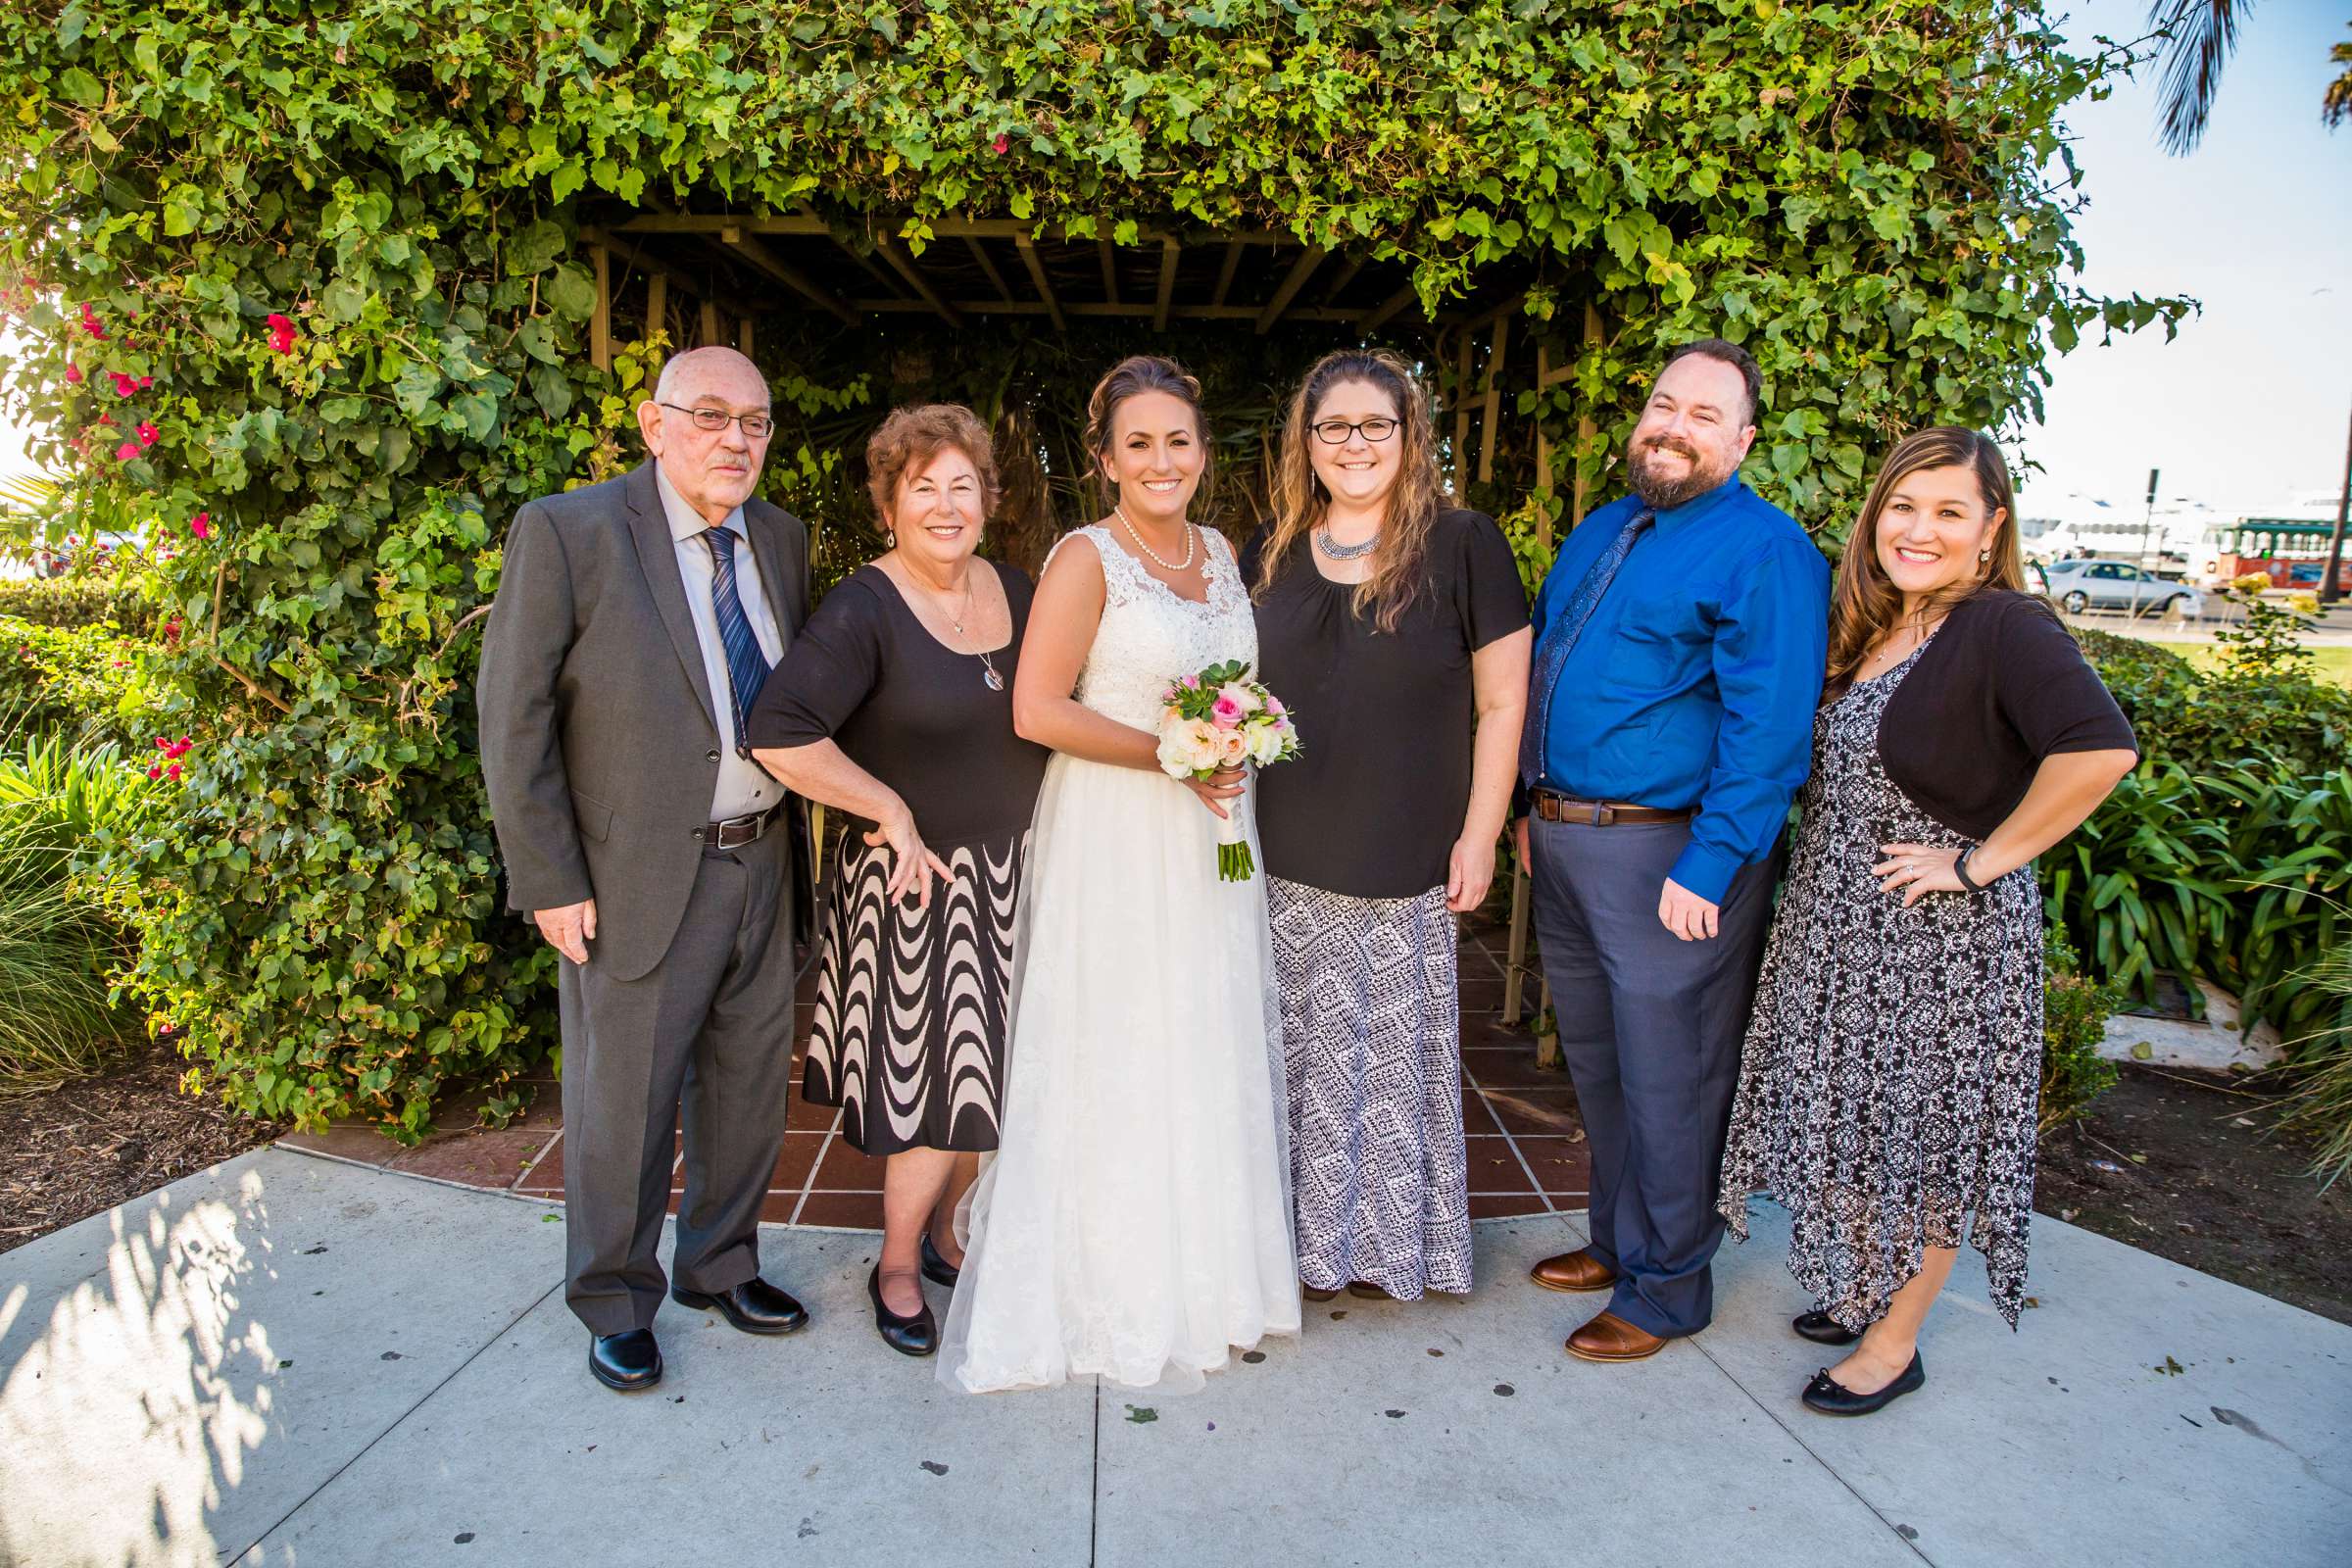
[804,828,1026,1156]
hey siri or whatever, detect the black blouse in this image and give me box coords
[1876,590,2138,841]
[746,561,1050,849]
[1249,510,1532,899]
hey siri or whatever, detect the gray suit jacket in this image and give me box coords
[476,462,809,982]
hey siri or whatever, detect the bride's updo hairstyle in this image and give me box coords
[1082,354,1212,514]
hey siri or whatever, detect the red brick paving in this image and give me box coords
[280,924,1589,1231]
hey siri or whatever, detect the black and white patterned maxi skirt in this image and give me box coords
[1268,877,1471,1298]
[1717,645,2043,1330]
[804,828,1026,1156]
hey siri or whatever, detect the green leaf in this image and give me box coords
[528,365,572,419]
[57,66,103,107]
[545,262,596,321]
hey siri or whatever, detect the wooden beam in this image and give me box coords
[646,272,668,371]
[1013,233,1067,332]
[1152,237,1180,332]
[1571,300,1603,530]
[580,227,762,323]
[965,237,1016,303]
[1452,329,1473,485]
[711,231,859,325]
[874,238,963,327]
[1358,282,1417,334]
[614,212,1291,245]
[699,299,721,346]
[589,243,612,372]
[737,317,755,358]
[1099,236,1120,306]
[1318,254,1364,305]
[1534,343,1554,554]
[1478,314,1509,486]
[841,298,1384,323]
[1212,241,1246,308]
[1254,245,1326,335]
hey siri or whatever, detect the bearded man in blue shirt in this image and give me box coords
[1514,338,1830,1362]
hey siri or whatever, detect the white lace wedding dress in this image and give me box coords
[939,523,1301,1394]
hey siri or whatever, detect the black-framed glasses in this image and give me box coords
[1310,417,1398,445]
[660,402,774,439]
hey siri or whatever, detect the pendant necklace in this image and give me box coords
[1314,524,1380,561]
[1115,503,1196,572]
[941,573,1004,692]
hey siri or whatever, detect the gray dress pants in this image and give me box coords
[1527,815,1775,1338]
[556,831,796,1336]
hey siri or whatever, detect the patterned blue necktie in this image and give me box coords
[703,526,771,758]
[1519,508,1655,790]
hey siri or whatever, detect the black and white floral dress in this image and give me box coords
[1717,644,2044,1330]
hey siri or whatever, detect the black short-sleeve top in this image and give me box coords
[1248,509,1532,899]
[745,560,1050,849]
[1875,590,2138,840]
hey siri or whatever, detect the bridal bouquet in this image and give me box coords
[1154,660,1301,882]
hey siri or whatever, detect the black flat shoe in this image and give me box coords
[920,1232,961,1289]
[588,1328,662,1392]
[1792,1310,1861,1347]
[1301,1285,1339,1302]
[1801,1351,1925,1416]
[869,1265,939,1357]
[671,1277,809,1336]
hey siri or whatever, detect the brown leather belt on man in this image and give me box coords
[1528,789,1694,827]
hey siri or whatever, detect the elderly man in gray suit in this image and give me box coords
[478,345,810,1393]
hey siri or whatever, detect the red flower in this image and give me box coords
[114,440,141,462]
[136,375,153,391]
[266,313,297,355]
[189,512,211,540]
[96,412,114,425]
[80,303,105,339]
[111,371,138,397]
[992,133,1009,155]
[167,762,181,781]
[63,362,82,384]
[136,421,160,447]
[147,764,162,780]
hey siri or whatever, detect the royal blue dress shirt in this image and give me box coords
[1527,472,1830,905]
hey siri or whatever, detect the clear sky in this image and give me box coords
[2,4,2346,514]
[2019,0,2351,514]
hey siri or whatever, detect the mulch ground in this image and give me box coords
[2035,1064,2352,1327]
[0,1039,283,1257]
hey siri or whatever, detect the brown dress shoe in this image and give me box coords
[1529,1249,1618,1294]
[1564,1311,1670,1363]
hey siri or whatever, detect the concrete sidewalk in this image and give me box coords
[2,1148,2345,1567]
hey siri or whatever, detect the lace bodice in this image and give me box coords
[1048,523,1258,729]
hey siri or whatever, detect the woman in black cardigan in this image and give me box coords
[1717,427,2137,1416]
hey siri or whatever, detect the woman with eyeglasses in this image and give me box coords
[1247,349,1533,1302]
[747,404,1049,1357]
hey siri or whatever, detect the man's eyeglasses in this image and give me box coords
[660,402,775,439]
[1310,417,1398,445]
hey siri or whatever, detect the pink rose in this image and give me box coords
[1264,694,1285,716]
[1210,694,1243,729]
[1216,681,1261,715]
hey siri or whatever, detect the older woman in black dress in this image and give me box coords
[1250,349,1532,1302]
[749,404,1048,1356]
[1718,427,2136,1415]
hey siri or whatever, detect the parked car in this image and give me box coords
[2042,557,2205,618]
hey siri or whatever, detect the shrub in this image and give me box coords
[0,570,155,633]
[0,614,147,748]
[2271,932,2352,1190]
[2040,925,2120,1134]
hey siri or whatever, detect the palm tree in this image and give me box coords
[2148,0,2252,156]
[2325,27,2352,130]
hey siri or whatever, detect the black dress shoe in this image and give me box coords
[1801,1351,1926,1416]
[1793,1310,1861,1347]
[920,1232,960,1289]
[588,1329,662,1392]
[671,1277,809,1336]
[869,1265,939,1357]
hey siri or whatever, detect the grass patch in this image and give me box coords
[2156,642,2352,687]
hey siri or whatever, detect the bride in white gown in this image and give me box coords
[939,357,1300,1394]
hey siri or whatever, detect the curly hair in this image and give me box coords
[865,403,1001,528]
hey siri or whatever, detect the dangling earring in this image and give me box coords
[886,530,897,550]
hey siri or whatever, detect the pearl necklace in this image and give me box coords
[1114,503,1196,572]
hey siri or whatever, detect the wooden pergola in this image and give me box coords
[579,207,1600,1055]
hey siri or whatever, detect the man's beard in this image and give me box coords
[1628,438,1733,511]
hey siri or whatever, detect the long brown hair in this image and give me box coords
[1255,349,1443,633]
[1082,354,1210,517]
[1826,425,2025,695]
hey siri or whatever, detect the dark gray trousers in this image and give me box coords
[1527,815,1775,1339]
[557,832,796,1336]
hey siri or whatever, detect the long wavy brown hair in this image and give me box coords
[1255,348,1443,634]
[1826,425,2025,697]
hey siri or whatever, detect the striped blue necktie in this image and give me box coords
[703,526,770,758]
[1519,508,1655,790]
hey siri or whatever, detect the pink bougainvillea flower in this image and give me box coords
[154,736,169,751]
[63,361,82,384]
[136,374,153,390]
[111,370,137,397]
[114,440,141,461]
[79,303,105,339]
[189,512,212,539]
[991,133,1009,155]
[266,313,296,354]
[167,761,181,781]
[96,412,114,426]
[147,763,162,780]
[136,421,160,446]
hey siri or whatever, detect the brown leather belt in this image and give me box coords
[1531,790,1693,827]
[703,803,785,851]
